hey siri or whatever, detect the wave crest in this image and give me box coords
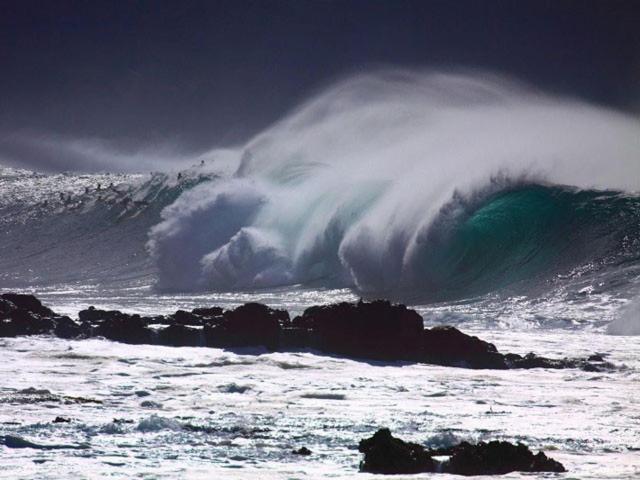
[148,69,640,301]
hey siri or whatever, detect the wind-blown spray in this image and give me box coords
[148,69,640,301]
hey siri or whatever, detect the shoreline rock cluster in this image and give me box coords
[358,428,566,475]
[1,292,611,371]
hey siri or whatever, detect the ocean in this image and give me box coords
[1,71,639,478]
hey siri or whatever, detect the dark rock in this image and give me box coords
[191,306,224,318]
[0,298,17,316]
[79,306,129,323]
[112,418,135,424]
[158,324,202,347]
[1,293,55,317]
[359,428,435,474]
[506,352,578,369]
[0,294,617,373]
[292,300,423,361]
[292,446,312,456]
[170,310,204,326]
[53,416,71,423]
[0,309,56,337]
[204,303,286,350]
[89,311,153,345]
[441,440,566,475]
[0,294,62,338]
[53,316,81,339]
[421,326,507,369]
[358,430,565,476]
[280,326,313,349]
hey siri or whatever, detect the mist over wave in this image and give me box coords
[608,297,640,335]
[0,132,199,173]
[148,69,640,302]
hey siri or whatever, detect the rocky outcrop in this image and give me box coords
[439,440,566,475]
[421,325,507,369]
[359,428,436,474]
[291,300,423,360]
[205,302,287,351]
[1,293,54,317]
[0,294,77,338]
[0,292,613,372]
[359,429,565,475]
[79,307,154,344]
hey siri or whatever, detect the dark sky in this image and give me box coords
[1,0,639,155]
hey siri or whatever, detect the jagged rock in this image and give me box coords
[1,293,55,317]
[292,300,423,360]
[359,428,435,474]
[359,429,566,475]
[53,416,71,423]
[204,302,286,350]
[421,326,507,369]
[0,293,614,372]
[0,293,63,338]
[88,313,153,344]
[440,440,566,475]
[53,316,81,339]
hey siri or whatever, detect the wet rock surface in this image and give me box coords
[437,440,566,475]
[0,292,613,371]
[359,428,566,475]
[359,428,436,474]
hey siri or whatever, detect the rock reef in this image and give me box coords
[1,293,611,371]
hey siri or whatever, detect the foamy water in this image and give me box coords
[1,324,638,479]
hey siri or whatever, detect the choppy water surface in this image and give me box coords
[1,294,639,479]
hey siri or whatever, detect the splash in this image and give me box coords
[608,298,640,335]
[148,69,640,300]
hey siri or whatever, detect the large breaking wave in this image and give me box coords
[147,70,640,302]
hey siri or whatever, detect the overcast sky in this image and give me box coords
[1,0,639,170]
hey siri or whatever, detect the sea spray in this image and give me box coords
[147,70,640,301]
[608,297,640,335]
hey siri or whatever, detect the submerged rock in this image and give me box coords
[358,429,565,475]
[0,434,89,450]
[292,446,312,456]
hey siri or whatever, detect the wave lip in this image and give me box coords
[148,70,640,302]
